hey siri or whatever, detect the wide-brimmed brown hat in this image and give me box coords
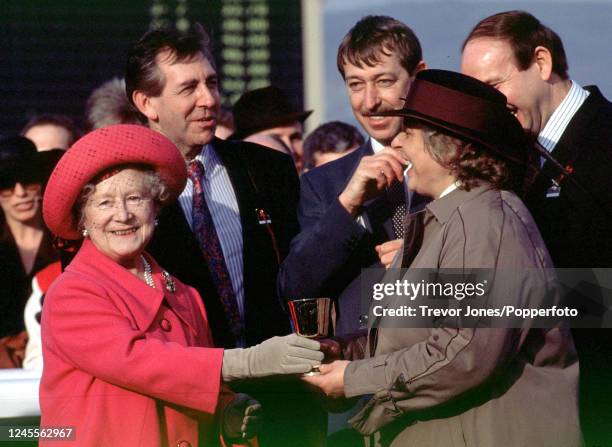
[230,85,312,140]
[376,69,529,166]
[43,124,187,240]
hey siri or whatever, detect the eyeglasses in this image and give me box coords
[87,195,154,213]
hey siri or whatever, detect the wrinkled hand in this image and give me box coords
[222,393,262,441]
[376,239,403,268]
[302,360,349,398]
[339,148,406,216]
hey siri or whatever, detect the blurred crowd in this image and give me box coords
[1,8,611,447]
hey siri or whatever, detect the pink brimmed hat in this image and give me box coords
[43,124,187,240]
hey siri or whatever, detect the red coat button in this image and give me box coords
[160,318,172,332]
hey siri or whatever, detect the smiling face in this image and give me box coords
[391,126,455,199]
[82,169,158,269]
[142,51,220,158]
[461,38,550,137]
[343,51,416,146]
[0,182,42,225]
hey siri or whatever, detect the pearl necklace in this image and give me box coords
[141,255,155,289]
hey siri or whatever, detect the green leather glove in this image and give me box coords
[222,333,324,381]
[222,393,262,441]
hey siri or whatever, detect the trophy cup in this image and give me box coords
[287,298,332,375]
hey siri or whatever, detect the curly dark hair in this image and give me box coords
[416,123,510,191]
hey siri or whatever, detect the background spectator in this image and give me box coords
[302,121,364,171]
[231,85,312,173]
[85,77,143,130]
[214,106,235,139]
[0,136,60,367]
[21,114,80,151]
[244,133,292,155]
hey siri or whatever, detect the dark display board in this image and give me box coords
[0,0,303,134]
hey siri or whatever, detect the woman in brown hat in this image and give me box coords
[305,70,581,446]
[39,125,323,446]
[0,136,61,368]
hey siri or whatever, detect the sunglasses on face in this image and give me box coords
[0,181,42,197]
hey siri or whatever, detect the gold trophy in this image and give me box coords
[288,298,332,375]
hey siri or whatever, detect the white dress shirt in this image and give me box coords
[178,143,246,346]
[538,81,589,164]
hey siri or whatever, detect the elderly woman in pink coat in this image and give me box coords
[39,125,323,447]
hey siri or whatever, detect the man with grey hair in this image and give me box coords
[126,25,325,446]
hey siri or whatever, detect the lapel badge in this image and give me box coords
[546,179,561,198]
[256,208,272,225]
[546,163,573,199]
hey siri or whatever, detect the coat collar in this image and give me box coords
[70,240,197,334]
[425,183,494,225]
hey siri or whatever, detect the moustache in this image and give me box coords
[361,108,398,117]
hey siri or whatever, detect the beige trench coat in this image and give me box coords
[344,184,582,447]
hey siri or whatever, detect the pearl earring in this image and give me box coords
[82,229,89,238]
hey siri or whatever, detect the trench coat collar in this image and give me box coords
[71,240,197,334]
[425,182,494,224]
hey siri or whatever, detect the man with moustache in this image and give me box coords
[279,16,427,335]
[461,11,612,444]
[126,26,325,446]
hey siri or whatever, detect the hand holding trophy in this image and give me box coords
[287,298,336,375]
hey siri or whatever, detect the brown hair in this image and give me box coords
[21,114,81,147]
[463,10,568,79]
[337,15,423,79]
[412,122,510,191]
[125,25,215,111]
[303,121,364,170]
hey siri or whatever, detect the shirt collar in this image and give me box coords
[538,80,589,153]
[438,181,460,199]
[193,143,217,175]
[370,138,385,154]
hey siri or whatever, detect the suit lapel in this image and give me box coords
[531,87,604,198]
[212,139,259,242]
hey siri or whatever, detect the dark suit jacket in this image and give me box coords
[148,138,299,348]
[525,86,612,443]
[278,141,398,334]
[525,86,612,268]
